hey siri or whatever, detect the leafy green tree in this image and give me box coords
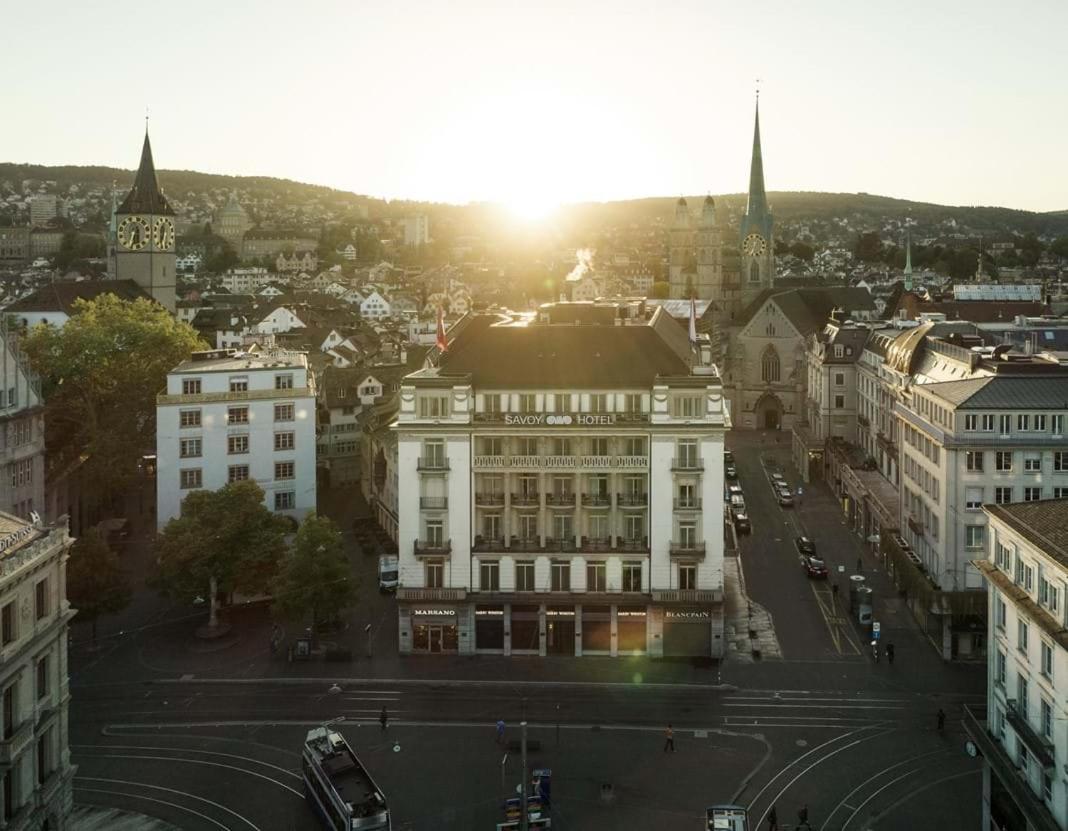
[650,281,670,299]
[1050,237,1068,259]
[154,481,289,631]
[204,243,239,274]
[65,528,132,644]
[21,295,206,500]
[789,241,815,262]
[853,231,883,263]
[273,513,356,635]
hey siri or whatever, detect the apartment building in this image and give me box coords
[394,302,729,658]
[0,513,76,829]
[966,498,1068,831]
[0,324,44,520]
[155,349,317,527]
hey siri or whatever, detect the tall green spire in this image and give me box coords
[746,98,767,219]
[904,229,913,291]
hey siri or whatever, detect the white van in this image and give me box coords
[378,555,399,592]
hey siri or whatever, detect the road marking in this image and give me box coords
[862,768,980,827]
[74,785,232,831]
[810,582,862,656]
[840,768,920,830]
[725,696,908,703]
[80,754,305,797]
[71,744,301,781]
[75,776,262,830]
[724,703,904,710]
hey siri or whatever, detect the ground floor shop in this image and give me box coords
[398,600,723,658]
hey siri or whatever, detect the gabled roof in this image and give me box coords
[6,279,151,314]
[985,498,1068,570]
[117,133,174,216]
[739,287,875,336]
[923,376,1068,409]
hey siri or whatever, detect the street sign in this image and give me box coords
[872,621,881,640]
[796,487,803,496]
[838,565,846,573]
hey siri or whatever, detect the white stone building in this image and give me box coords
[394,302,729,658]
[0,324,45,520]
[0,513,76,829]
[403,216,430,248]
[360,291,391,320]
[155,349,317,528]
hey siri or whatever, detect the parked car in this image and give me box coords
[730,494,746,511]
[777,491,794,507]
[727,484,744,498]
[795,536,817,556]
[733,512,751,534]
[725,464,738,480]
[724,450,735,465]
[771,472,786,484]
[801,554,829,578]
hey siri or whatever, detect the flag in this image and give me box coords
[436,306,448,353]
[688,295,698,351]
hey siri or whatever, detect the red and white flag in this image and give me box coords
[436,306,448,353]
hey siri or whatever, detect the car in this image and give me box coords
[777,491,794,507]
[724,450,735,464]
[801,554,829,578]
[795,535,817,556]
[727,484,744,497]
[725,465,738,480]
[771,472,786,484]
[730,494,746,511]
[732,510,751,534]
[378,554,399,592]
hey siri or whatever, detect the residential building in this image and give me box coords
[0,512,76,829]
[28,230,63,259]
[403,216,430,248]
[394,301,729,658]
[0,228,30,266]
[155,349,317,527]
[965,498,1068,831]
[0,321,45,520]
[219,267,273,294]
[4,281,151,330]
[28,195,59,226]
[360,291,391,320]
[275,251,318,273]
[240,232,317,262]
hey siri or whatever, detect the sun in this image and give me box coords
[503,194,560,223]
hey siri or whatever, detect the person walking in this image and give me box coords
[379,706,388,732]
[886,642,895,665]
[663,724,675,753]
[767,804,778,830]
[496,719,505,744]
[937,708,946,733]
[797,803,810,830]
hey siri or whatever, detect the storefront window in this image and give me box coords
[475,605,505,650]
[582,605,611,652]
[511,604,540,652]
[617,607,647,653]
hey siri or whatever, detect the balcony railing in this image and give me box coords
[669,541,707,558]
[511,492,540,506]
[546,493,576,506]
[397,586,467,602]
[651,589,721,603]
[508,537,542,552]
[671,458,704,471]
[420,496,448,509]
[543,538,577,553]
[582,493,612,507]
[544,455,577,468]
[475,493,505,506]
[471,455,649,469]
[417,457,450,471]
[472,455,507,468]
[510,455,541,467]
[413,539,452,557]
[673,498,703,510]
[1006,700,1055,768]
[579,537,612,552]
[616,536,650,552]
[616,492,648,507]
[471,536,505,552]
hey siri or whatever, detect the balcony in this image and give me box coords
[617,492,648,507]
[581,455,614,469]
[510,455,541,467]
[417,457,450,471]
[671,458,704,471]
[670,541,707,558]
[651,589,721,603]
[544,455,577,468]
[1005,700,1055,769]
[616,536,650,553]
[511,492,540,506]
[397,586,467,602]
[546,492,576,507]
[472,536,505,552]
[420,496,448,509]
[475,492,505,506]
[673,498,703,511]
[472,455,507,468]
[413,539,452,557]
[0,719,33,764]
[508,537,542,552]
[543,538,577,553]
[582,493,612,507]
[579,536,612,552]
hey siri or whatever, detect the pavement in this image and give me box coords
[66,436,986,830]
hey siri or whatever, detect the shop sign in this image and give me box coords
[475,608,504,617]
[545,609,575,617]
[666,610,711,620]
[413,608,455,617]
[617,610,647,618]
[503,413,616,427]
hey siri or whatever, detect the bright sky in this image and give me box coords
[3,0,1066,212]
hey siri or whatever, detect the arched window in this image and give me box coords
[749,261,761,284]
[761,345,781,383]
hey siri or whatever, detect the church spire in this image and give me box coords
[903,229,913,291]
[117,130,173,216]
[746,93,768,219]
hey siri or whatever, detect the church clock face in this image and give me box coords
[743,233,767,257]
[117,216,150,250]
[153,217,175,249]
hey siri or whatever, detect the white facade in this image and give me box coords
[220,267,273,293]
[360,291,391,320]
[256,306,306,335]
[0,516,76,829]
[155,349,317,527]
[403,216,430,247]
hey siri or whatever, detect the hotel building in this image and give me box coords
[394,301,729,658]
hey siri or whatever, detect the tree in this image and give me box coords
[853,232,883,263]
[1050,236,1068,259]
[273,513,357,636]
[154,481,289,632]
[650,281,670,299]
[65,528,132,644]
[21,295,206,501]
[204,243,239,274]
[789,241,815,262]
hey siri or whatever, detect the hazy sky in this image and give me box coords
[3,0,1066,212]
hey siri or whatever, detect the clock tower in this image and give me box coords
[740,96,775,307]
[114,131,176,312]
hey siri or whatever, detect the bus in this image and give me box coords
[302,723,391,830]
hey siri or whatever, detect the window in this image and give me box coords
[516,437,538,456]
[423,439,446,466]
[586,562,607,592]
[1056,487,1068,499]
[552,438,572,457]
[418,394,449,418]
[1024,453,1042,473]
[1024,487,1042,502]
[1018,414,1031,431]
[425,521,444,546]
[275,461,294,480]
[834,395,845,409]
[673,395,703,418]
[1041,698,1053,739]
[622,562,642,593]
[1017,674,1029,718]
[180,468,202,489]
[182,378,201,395]
[518,394,536,413]
[1041,642,1053,679]
[995,541,1012,571]
[994,451,1012,472]
[229,376,248,392]
[274,491,295,510]
[515,561,535,592]
[275,373,294,390]
[995,649,1006,686]
[34,578,48,620]
[481,437,503,456]
[1053,414,1064,436]
[678,483,697,508]
[834,372,845,387]
[679,563,697,590]
[180,438,201,458]
[761,345,781,383]
[228,435,249,454]
[482,514,501,541]
[274,403,294,422]
[834,344,844,358]
[228,464,249,483]
[228,406,249,425]
[1018,619,1029,652]
[965,525,984,549]
[180,409,201,428]
[624,437,646,456]
[36,655,48,700]
[981,414,995,431]
[1054,451,1068,472]
[1,602,15,646]
[624,514,644,541]
[999,414,1011,435]
[994,487,1013,505]
[1035,414,1047,431]
[623,393,643,414]
[2,682,14,740]
[965,487,983,510]
[966,451,984,472]
[480,560,500,592]
[36,729,50,785]
[589,438,608,457]
[676,439,698,467]
[3,766,15,821]
[550,561,571,592]
[275,431,294,451]
[678,521,697,547]
[484,393,502,414]
[425,559,444,588]
[589,394,608,413]
[964,414,978,431]
[7,460,32,489]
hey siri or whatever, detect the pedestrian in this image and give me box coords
[767,804,778,830]
[496,719,505,744]
[856,556,863,573]
[379,706,388,732]
[663,724,675,753]
[871,640,879,662]
[886,642,895,665]
[798,803,810,830]
[937,708,946,733]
